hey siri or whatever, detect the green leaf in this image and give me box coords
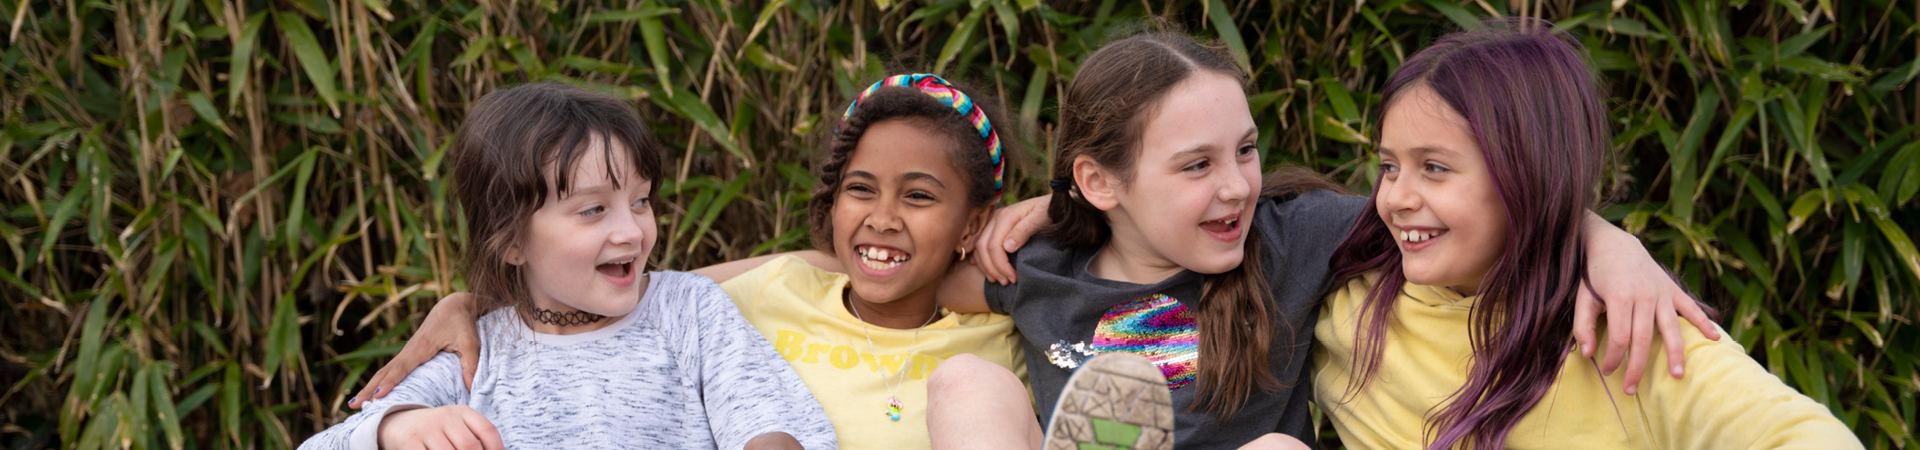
[1587,16,1666,40]
[284,147,320,251]
[1205,0,1251,72]
[1421,0,1483,31]
[274,11,340,115]
[935,6,986,74]
[655,86,748,165]
[261,293,301,380]
[37,184,88,265]
[1314,112,1369,145]
[637,4,674,95]
[356,0,394,20]
[1316,77,1361,123]
[582,5,678,23]
[183,91,231,135]
[271,111,343,134]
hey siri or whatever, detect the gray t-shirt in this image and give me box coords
[300,271,838,450]
[985,189,1364,450]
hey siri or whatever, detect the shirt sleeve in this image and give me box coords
[1271,367,1323,450]
[298,353,471,450]
[1638,324,1863,449]
[674,273,840,450]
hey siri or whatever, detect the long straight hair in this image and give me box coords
[1046,32,1342,420]
[1327,19,1608,450]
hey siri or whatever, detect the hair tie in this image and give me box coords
[837,74,1005,200]
[1049,179,1073,193]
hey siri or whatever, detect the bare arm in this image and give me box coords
[1575,211,1722,396]
[349,294,484,408]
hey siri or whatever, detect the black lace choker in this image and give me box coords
[527,306,607,327]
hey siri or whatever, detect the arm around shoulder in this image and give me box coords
[300,353,476,450]
[1641,324,1862,450]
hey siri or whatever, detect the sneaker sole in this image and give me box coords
[1040,353,1174,450]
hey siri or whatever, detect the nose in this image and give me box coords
[864,197,903,234]
[1376,173,1420,214]
[1217,167,1252,204]
[607,207,647,246]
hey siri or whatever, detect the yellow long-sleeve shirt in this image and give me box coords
[1312,275,1862,450]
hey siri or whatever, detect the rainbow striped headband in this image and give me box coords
[838,74,1005,199]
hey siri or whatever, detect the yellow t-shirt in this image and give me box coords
[720,255,1025,450]
[1312,275,1861,450]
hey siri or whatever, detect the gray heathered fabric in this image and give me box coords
[985,189,1365,450]
[299,271,838,450]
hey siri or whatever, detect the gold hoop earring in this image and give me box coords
[957,247,970,261]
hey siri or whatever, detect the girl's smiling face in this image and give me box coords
[1375,84,1508,294]
[508,137,657,318]
[832,119,990,307]
[1080,72,1261,278]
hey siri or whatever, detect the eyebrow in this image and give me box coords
[562,184,613,198]
[1378,145,1457,158]
[846,170,947,188]
[1170,127,1260,160]
[902,172,946,188]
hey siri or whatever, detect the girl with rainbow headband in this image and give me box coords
[354,74,1027,450]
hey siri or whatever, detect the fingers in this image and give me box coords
[423,433,456,450]
[374,357,421,400]
[453,406,505,450]
[1674,289,1721,341]
[1572,281,1601,358]
[1600,297,1630,378]
[456,335,482,390]
[1004,202,1049,254]
[349,367,382,409]
[1654,294,1686,380]
[1622,299,1655,396]
[977,208,1022,284]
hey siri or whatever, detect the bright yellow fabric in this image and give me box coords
[720,255,1025,450]
[1312,275,1861,450]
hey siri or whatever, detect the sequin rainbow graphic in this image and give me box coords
[1090,294,1199,391]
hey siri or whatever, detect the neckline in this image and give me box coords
[826,275,959,332]
[1403,282,1477,308]
[521,273,659,345]
[1071,245,1202,290]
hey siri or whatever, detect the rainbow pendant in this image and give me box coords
[885,397,903,421]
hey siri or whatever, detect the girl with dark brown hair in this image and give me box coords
[301,82,834,450]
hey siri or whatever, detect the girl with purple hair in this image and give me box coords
[1313,20,1859,449]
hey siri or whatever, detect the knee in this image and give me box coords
[929,354,1018,397]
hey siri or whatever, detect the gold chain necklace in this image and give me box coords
[847,295,939,422]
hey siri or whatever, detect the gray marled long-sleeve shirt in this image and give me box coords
[301,271,838,450]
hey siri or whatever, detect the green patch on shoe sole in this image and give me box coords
[1079,418,1143,450]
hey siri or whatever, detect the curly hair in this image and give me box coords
[805,80,1016,252]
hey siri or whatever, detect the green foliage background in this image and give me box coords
[2,0,1916,448]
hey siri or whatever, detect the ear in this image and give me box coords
[1072,155,1122,211]
[957,204,995,251]
[504,243,526,266]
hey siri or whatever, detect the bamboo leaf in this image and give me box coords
[583,5,680,23]
[274,11,340,115]
[261,294,302,380]
[935,6,986,74]
[1205,0,1251,72]
[637,4,674,95]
